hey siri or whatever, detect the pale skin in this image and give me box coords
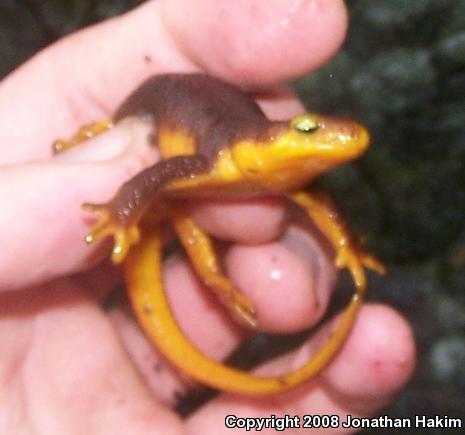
[0,1,416,434]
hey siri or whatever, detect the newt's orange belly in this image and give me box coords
[164,151,331,199]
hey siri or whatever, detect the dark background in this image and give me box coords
[2,1,464,433]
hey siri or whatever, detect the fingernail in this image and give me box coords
[280,225,336,314]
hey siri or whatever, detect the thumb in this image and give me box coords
[0,119,156,292]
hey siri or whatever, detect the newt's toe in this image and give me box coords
[52,120,113,154]
[222,289,257,330]
[335,244,385,296]
[83,202,140,264]
[361,253,386,275]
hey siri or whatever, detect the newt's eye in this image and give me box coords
[294,117,319,133]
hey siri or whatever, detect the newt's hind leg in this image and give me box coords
[287,190,384,376]
[289,190,385,298]
[52,119,113,154]
[171,207,257,329]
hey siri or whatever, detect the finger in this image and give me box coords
[225,226,336,332]
[255,88,307,120]
[0,0,347,163]
[186,304,416,435]
[162,0,348,85]
[0,279,184,435]
[110,225,336,404]
[0,119,157,292]
[189,198,286,245]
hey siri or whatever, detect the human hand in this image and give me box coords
[0,1,415,433]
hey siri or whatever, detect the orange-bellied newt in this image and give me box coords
[55,73,384,395]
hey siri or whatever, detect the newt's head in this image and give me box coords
[231,113,370,188]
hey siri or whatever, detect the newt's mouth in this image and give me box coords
[313,120,370,161]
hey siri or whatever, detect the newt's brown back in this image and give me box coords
[115,74,273,160]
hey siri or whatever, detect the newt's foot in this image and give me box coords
[83,203,140,264]
[200,274,257,329]
[335,244,385,295]
[215,281,257,329]
[53,119,113,154]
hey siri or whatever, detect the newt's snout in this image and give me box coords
[287,113,370,162]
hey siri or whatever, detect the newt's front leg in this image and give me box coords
[52,119,114,154]
[84,155,209,263]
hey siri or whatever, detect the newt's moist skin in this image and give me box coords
[64,73,384,395]
[105,74,369,228]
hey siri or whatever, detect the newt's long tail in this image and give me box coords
[124,226,362,395]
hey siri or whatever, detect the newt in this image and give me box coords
[56,73,384,395]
